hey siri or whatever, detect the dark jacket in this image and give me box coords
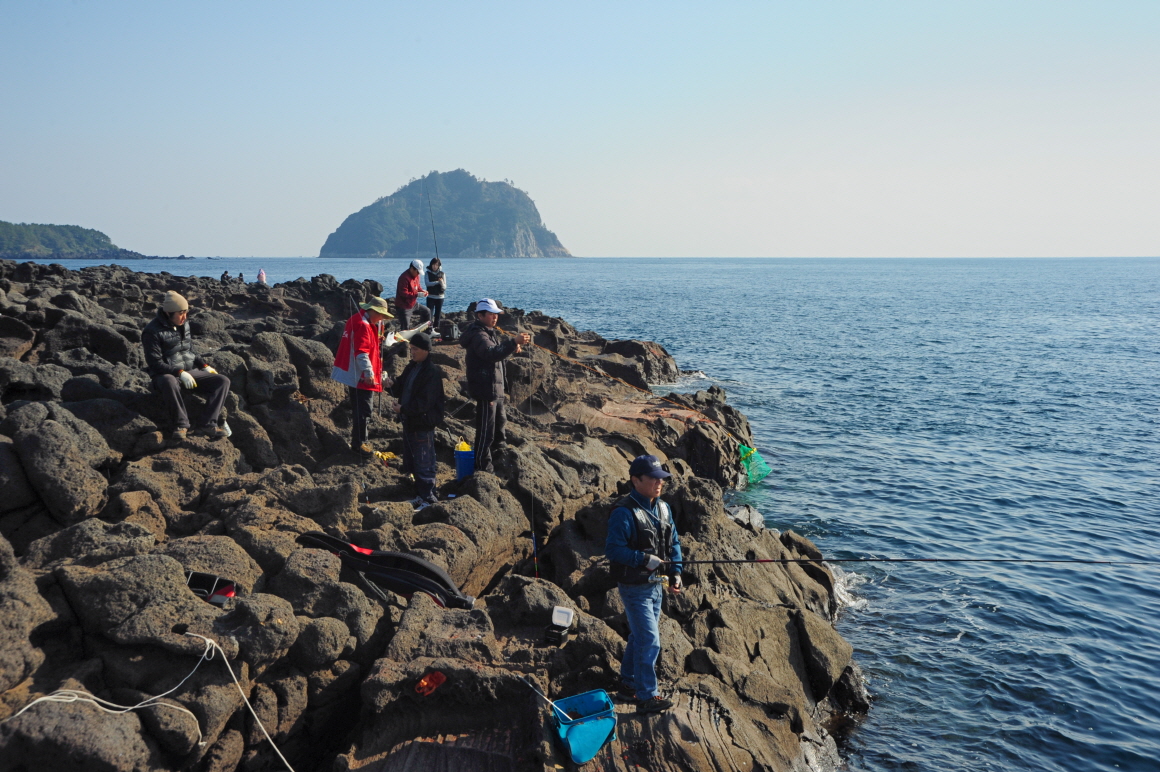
[142,309,205,378]
[390,358,445,432]
[605,492,682,585]
[460,321,517,402]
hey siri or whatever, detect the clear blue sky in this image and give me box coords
[2,1,1158,257]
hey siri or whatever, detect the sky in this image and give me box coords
[1,1,1158,258]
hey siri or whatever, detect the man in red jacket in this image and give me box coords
[332,296,394,457]
[395,259,431,331]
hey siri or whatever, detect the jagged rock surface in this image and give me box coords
[0,259,864,772]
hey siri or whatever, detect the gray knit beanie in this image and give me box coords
[161,291,189,313]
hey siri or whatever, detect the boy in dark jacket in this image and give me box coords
[390,332,445,507]
[141,291,231,442]
[459,298,530,474]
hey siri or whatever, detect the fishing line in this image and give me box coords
[670,557,1160,567]
[425,183,441,264]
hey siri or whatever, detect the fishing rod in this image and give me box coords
[668,557,1160,567]
[425,183,441,264]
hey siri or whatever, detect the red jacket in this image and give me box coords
[396,270,422,311]
[331,311,383,391]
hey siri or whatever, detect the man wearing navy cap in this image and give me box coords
[605,454,683,715]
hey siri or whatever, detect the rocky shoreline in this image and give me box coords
[0,259,868,772]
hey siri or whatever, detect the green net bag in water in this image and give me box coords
[739,444,772,486]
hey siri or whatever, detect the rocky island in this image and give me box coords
[0,221,155,263]
[319,170,572,259]
[0,259,866,772]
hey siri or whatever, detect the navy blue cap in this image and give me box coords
[629,454,671,479]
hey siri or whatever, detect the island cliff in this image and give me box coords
[0,259,867,772]
[319,170,572,259]
[0,221,150,262]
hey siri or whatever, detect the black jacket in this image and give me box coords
[390,358,445,431]
[460,321,517,402]
[142,309,205,377]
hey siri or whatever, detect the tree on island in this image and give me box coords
[0,221,119,257]
[319,169,572,258]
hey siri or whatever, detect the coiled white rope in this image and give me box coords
[3,634,213,746]
[182,633,296,772]
[2,632,296,772]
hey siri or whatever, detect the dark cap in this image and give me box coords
[629,454,671,479]
[410,332,432,351]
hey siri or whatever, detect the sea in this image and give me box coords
[28,255,1160,771]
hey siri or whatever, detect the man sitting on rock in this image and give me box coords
[332,296,393,458]
[142,290,230,443]
[605,454,683,715]
[460,298,530,474]
[390,332,444,508]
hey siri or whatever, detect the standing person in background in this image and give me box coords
[331,296,394,458]
[460,298,530,474]
[395,259,431,331]
[257,268,267,285]
[605,454,682,715]
[425,257,446,331]
[390,331,444,508]
[142,291,231,443]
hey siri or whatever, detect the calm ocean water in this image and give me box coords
[34,256,1160,771]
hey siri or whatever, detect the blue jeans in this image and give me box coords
[618,581,664,700]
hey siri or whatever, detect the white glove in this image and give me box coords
[202,366,217,375]
[670,575,683,592]
[645,554,663,571]
[179,371,197,389]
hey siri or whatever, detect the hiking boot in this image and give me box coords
[615,680,638,702]
[352,442,374,458]
[195,425,227,441]
[636,696,673,715]
[407,497,432,511]
[168,428,188,444]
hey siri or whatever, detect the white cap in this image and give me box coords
[410,259,424,272]
[475,298,502,314]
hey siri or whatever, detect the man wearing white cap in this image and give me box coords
[460,298,531,473]
[395,259,431,331]
[142,291,231,443]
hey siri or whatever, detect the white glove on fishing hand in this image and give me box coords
[669,575,683,592]
[645,554,664,571]
[179,371,197,389]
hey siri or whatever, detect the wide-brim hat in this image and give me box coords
[359,297,394,318]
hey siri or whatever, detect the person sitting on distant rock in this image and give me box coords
[220,270,230,284]
[424,257,447,330]
[332,296,393,458]
[460,298,530,474]
[605,454,683,715]
[238,272,245,283]
[142,291,231,443]
[395,259,431,331]
[390,332,444,508]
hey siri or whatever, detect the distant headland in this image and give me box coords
[0,220,176,261]
[319,169,573,259]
